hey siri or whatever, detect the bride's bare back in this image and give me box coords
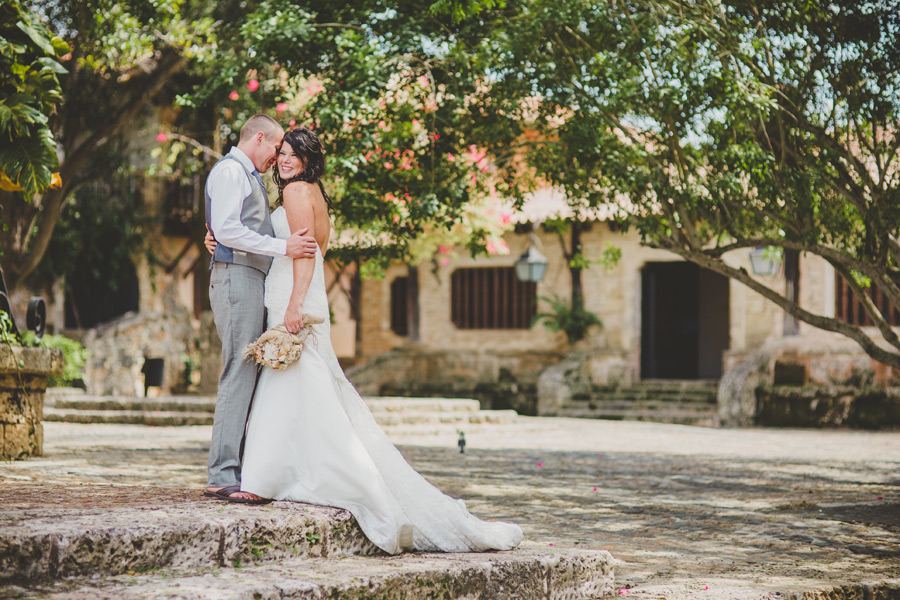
[283,181,330,254]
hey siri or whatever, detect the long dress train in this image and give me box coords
[240,207,523,554]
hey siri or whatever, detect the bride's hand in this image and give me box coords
[284,299,304,333]
[204,226,217,255]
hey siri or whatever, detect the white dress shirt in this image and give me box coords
[207,147,286,257]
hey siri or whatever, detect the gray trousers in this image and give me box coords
[207,262,266,487]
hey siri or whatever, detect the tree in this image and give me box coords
[460,0,900,367]
[0,0,216,292]
[4,0,517,295]
[0,0,67,198]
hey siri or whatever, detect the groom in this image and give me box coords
[204,114,316,504]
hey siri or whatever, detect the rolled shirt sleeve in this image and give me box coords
[207,160,287,257]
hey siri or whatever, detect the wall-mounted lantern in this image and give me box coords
[749,247,781,276]
[515,233,548,283]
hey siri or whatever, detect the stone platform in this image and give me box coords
[0,484,613,598]
[0,417,898,599]
[43,390,517,427]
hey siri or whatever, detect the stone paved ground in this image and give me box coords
[1,417,899,598]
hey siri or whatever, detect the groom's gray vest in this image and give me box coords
[205,153,275,275]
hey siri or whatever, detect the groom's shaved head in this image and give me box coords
[237,114,285,173]
[240,114,283,143]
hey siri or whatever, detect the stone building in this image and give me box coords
[347,187,900,427]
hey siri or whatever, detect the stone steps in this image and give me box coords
[563,399,717,412]
[13,547,615,600]
[0,502,377,585]
[554,407,719,427]
[43,408,217,426]
[42,392,516,428]
[0,494,615,599]
[554,380,719,427]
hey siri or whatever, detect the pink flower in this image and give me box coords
[878,496,884,500]
[155,132,168,143]
[618,589,629,595]
[500,212,511,224]
[440,257,451,267]
[548,542,554,546]
[393,214,400,223]
[289,120,296,128]
[308,81,323,95]
[247,79,259,92]
[592,487,598,492]
[276,102,289,113]
[446,153,455,162]
[704,586,709,590]
[229,91,239,101]
[438,245,449,254]
[384,162,393,169]
[537,462,543,467]
[486,241,496,254]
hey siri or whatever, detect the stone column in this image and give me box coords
[0,346,63,459]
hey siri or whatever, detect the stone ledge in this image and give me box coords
[0,346,64,377]
[0,499,378,585]
[11,546,617,600]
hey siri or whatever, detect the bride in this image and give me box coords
[237,127,523,555]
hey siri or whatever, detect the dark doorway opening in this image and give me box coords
[65,260,140,329]
[641,262,730,379]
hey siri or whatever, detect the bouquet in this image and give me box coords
[242,314,325,370]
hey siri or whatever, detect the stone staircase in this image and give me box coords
[0,489,616,599]
[43,389,518,428]
[552,379,720,427]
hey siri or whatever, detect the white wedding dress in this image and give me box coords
[240,207,523,554]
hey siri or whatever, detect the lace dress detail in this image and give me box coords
[241,207,523,554]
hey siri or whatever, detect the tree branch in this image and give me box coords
[652,241,900,368]
[828,258,900,353]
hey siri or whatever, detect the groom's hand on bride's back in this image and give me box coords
[202,226,315,258]
[204,226,216,255]
[285,228,317,258]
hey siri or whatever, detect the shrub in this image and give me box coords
[533,295,603,344]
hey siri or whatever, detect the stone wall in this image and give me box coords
[0,346,63,459]
[346,347,564,415]
[81,310,193,396]
[718,335,900,427]
[756,385,900,429]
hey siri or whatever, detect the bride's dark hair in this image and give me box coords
[272,127,332,211]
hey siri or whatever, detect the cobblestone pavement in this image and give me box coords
[1,417,898,598]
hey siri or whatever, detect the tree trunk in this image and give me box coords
[406,264,420,342]
[570,221,584,311]
[0,48,189,294]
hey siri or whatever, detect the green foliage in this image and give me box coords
[597,243,622,271]
[460,0,900,365]
[533,295,603,345]
[0,0,66,197]
[305,531,321,544]
[0,310,17,346]
[169,1,515,272]
[29,333,87,386]
[0,309,87,385]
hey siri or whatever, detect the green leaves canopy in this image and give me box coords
[456,0,900,366]
[0,0,67,197]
